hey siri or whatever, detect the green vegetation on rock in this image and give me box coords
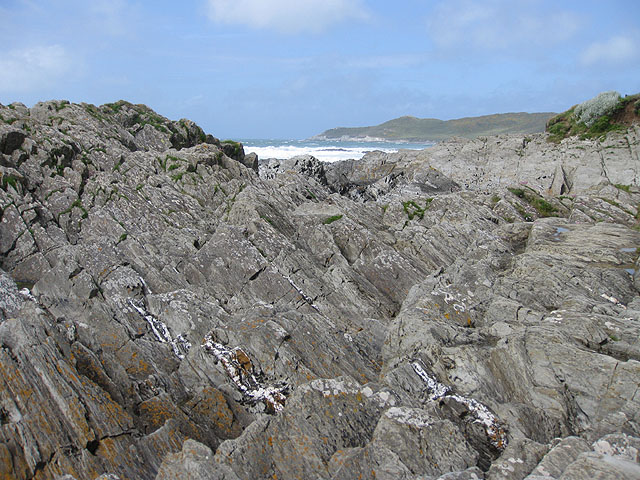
[403,199,432,220]
[507,187,558,218]
[323,214,343,225]
[546,91,640,142]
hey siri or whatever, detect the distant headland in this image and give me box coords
[311,111,556,142]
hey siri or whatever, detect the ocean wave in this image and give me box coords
[241,141,432,163]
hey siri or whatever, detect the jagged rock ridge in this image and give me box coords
[0,100,639,479]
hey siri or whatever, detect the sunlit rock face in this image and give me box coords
[1,100,639,480]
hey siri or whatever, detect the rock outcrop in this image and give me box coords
[1,99,639,479]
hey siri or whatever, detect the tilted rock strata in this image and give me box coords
[0,100,639,479]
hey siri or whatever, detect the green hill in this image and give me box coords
[313,112,555,142]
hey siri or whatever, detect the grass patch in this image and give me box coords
[512,202,531,221]
[507,187,525,198]
[158,154,185,172]
[58,199,88,220]
[508,187,558,218]
[599,197,635,216]
[323,214,343,225]
[54,100,70,112]
[1,175,19,191]
[546,93,639,142]
[130,110,169,133]
[15,281,35,290]
[112,157,124,172]
[85,104,106,122]
[104,100,128,114]
[403,198,433,220]
[222,140,243,157]
[614,184,632,193]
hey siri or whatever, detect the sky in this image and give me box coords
[0,0,638,139]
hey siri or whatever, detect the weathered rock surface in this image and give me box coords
[0,99,639,479]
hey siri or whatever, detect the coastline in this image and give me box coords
[240,137,436,162]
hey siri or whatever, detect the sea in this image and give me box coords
[239,138,435,163]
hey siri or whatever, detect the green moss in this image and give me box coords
[15,281,35,290]
[58,198,88,220]
[599,197,634,216]
[104,100,128,113]
[323,214,343,225]
[531,197,557,216]
[260,215,274,226]
[170,172,185,182]
[512,202,532,221]
[1,175,18,191]
[54,100,70,112]
[508,187,557,218]
[507,188,525,198]
[402,198,432,220]
[614,184,632,193]
[165,154,185,163]
[117,232,128,244]
[85,104,106,122]
[222,140,242,157]
[131,110,169,133]
[112,157,124,172]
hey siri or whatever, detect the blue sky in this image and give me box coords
[0,0,638,139]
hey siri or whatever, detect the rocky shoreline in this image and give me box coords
[1,100,639,479]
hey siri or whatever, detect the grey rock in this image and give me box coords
[0,269,23,320]
[242,152,258,172]
[558,452,640,479]
[438,468,485,480]
[0,130,26,156]
[524,437,590,479]
[155,439,239,480]
[592,433,640,463]
[1,99,639,479]
[221,140,245,162]
[487,439,548,480]
[371,407,478,476]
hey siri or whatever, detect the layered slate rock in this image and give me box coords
[0,99,639,479]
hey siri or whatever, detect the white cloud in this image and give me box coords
[206,0,370,33]
[0,45,73,93]
[580,35,638,66]
[427,0,581,52]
